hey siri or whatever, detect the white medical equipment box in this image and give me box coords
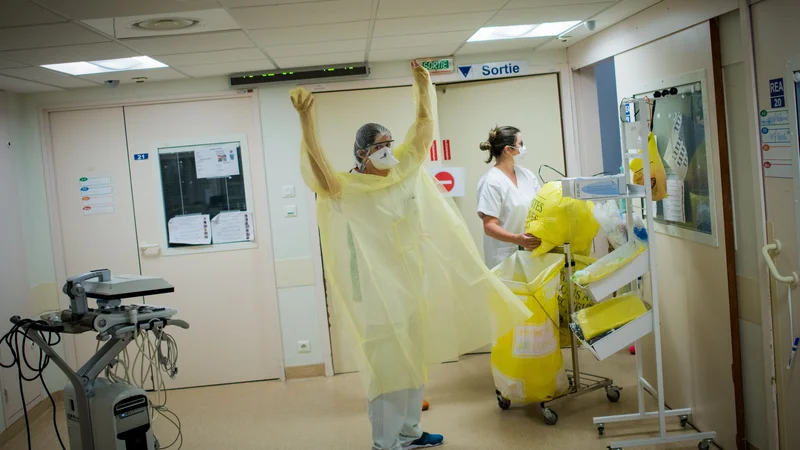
[561,175,626,199]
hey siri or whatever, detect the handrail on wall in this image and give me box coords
[761,240,799,287]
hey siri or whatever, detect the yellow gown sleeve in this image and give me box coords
[393,66,435,168]
[291,88,343,198]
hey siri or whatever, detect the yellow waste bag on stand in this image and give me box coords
[525,182,599,257]
[558,254,596,346]
[491,252,570,405]
[630,132,668,201]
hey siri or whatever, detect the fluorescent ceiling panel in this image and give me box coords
[0,42,140,66]
[43,56,167,75]
[468,21,580,41]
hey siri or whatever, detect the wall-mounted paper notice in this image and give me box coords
[80,176,114,216]
[194,143,240,179]
[663,178,685,223]
[211,211,254,244]
[168,214,211,245]
[664,113,689,181]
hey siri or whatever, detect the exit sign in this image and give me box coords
[419,57,454,75]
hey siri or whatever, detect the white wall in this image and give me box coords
[13,48,571,371]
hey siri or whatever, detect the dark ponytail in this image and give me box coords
[479,126,519,164]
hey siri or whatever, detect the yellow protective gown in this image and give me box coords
[290,68,532,400]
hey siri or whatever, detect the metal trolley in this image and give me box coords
[494,243,621,426]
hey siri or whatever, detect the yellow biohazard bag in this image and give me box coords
[630,132,668,201]
[525,182,600,257]
[491,252,570,405]
[573,294,648,341]
[558,254,596,345]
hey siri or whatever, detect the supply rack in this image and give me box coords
[561,97,716,449]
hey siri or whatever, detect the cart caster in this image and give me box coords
[542,407,558,425]
[680,414,689,428]
[597,424,605,436]
[496,390,511,410]
[698,439,711,450]
[605,385,621,403]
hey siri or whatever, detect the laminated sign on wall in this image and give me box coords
[194,143,240,179]
[79,176,114,216]
[759,107,793,179]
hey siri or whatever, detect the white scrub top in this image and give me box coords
[477,166,541,268]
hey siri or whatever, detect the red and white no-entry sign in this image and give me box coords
[435,171,455,191]
[429,167,465,197]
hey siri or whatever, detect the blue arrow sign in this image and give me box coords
[458,65,472,78]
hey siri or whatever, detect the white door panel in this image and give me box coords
[49,108,142,368]
[123,97,282,388]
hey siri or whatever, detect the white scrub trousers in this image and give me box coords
[368,388,424,450]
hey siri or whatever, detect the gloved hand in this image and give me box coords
[411,59,430,84]
[290,87,315,113]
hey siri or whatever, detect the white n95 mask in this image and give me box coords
[369,147,400,170]
[513,145,527,166]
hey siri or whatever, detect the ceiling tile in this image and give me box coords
[274,51,364,69]
[157,48,265,67]
[487,3,613,27]
[0,67,100,88]
[83,9,241,39]
[0,74,62,93]
[265,39,366,58]
[178,59,275,77]
[505,0,612,7]
[456,37,550,55]
[369,44,460,62]
[121,31,254,56]
[377,0,506,19]
[538,0,661,47]
[78,67,187,84]
[0,57,26,70]
[33,0,221,21]
[0,23,109,51]
[0,42,140,66]
[373,12,494,37]
[220,0,325,6]
[228,0,372,29]
[249,21,369,47]
[371,31,472,50]
[0,0,66,27]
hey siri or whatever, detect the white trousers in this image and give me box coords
[368,387,424,450]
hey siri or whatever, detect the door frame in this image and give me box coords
[38,90,286,379]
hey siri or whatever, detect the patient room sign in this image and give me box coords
[429,167,465,197]
[457,61,528,80]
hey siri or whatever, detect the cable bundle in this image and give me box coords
[0,318,66,450]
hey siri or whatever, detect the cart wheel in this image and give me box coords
[496,390,511,410]
[542,407,558,425]
[698,439,711,450]
[606,385,621,403]
[597,424,605,436]
[680,415,689,428]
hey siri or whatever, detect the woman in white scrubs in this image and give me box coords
[477,126,542,268]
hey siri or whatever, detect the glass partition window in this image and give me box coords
[633,80,714,240]
[158,142,247,248]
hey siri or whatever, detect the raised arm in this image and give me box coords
[398,61,435,163]
[290,87,342,197]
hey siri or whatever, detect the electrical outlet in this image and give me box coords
[297,340,311,353]
[284,205,297,218]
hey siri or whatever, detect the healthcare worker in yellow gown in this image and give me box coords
[290,61,531,450]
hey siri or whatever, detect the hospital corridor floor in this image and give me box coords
[3,350,711,449]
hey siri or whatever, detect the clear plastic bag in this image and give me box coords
[592,201,648,250]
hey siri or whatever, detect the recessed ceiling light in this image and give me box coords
[131,17,201,31]
[468,21,582,42]
[42,56,168,76]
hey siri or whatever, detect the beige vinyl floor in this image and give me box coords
[2,349,718,449]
